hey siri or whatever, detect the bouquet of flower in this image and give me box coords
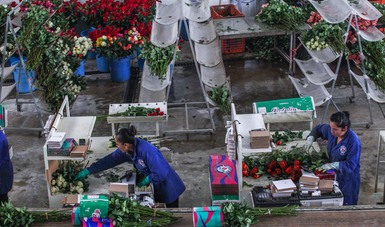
[70,36,92,60]
[76,0,155,38]
[98,27,143,60]
[243,147,328,182]
[256,0,306,31]
[300,21,345,53]
[0,4,12,24]
[0,42,15,59]
[139,41,175,80]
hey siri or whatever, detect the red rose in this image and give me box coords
[268,160,277,169]
[279,160,287,169]
[250,166,258,175]
[285,166,292,175]
[250,166,259,179]
[274,168,282,175]
[294,160,300,166]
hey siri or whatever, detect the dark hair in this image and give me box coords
[330,111,351,128]
[116,125,137,144]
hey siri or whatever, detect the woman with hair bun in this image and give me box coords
[306,111,361,205]
[75,125,185,207]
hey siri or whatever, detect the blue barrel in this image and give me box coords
[11,58,36,93]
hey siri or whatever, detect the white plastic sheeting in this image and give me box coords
[141,62,171,91]
[150,20,178,47]
[189,19,217,44]
[350,70,385,103]
[200,61,227,87]
[183,0,211,22]
[308,0,351,24]
[294,58,337,85]
[194,38,222,67]
[155,0,182,25]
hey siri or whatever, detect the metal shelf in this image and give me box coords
[0,64,17,80]
[288,76,332,107]
[308,0,351,24]
[294,58,336,85]
[358,26,385,42]
[0,83,15,103]
[298,38,340,63]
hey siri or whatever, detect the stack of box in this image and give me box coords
[249,130,270,149]
[299,170,320,196]
[47,132,66,149]
[318,179,334,194]
[252,186,300,207]
[299,181,343,206]
[271,179,297,198]
[209,154,239,205]
[47,138,77,156]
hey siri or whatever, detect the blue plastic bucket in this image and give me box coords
[181,20,189,41]
[96,55,110,72]
[109,56,131,82]
[136,48,145,71]
[11,59,36,93]
[80,27,96,59]
[74,60,86,77]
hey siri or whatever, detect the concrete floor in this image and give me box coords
[5,45,385,209]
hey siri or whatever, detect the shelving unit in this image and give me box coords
[1,0,45,134]
[290,0,385,126]
[230,103,271,193]
[143,0,216,135]
[43,96,98,208]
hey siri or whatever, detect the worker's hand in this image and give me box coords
[74,169,90,181]
[305,136,314,151]
[317,162,339,171]
[137,176,150,187]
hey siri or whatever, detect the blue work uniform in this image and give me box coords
[0,130,13,199]
[311,124,361,205]
[87,138,185,204]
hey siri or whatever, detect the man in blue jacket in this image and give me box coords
[307,111,361,205]
[75,126,185,207]
[0,130,13,204]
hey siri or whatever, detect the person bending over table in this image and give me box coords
[307,111,361,205]
[75,126,185,208]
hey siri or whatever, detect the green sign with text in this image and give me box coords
[254,96,314,114]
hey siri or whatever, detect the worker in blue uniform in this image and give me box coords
[0,129,13,204]
[75,126,185,207]
[306,111,361,205]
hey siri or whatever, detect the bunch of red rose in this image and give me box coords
[307,11,323,27]
[351,16,378,31]
[242,162,262,179]
[147,107,165,116]
[265,159,302,182]
[76,0,155,39]
[20,0,57,13]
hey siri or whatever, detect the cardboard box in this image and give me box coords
[47,138,77,156]
[249,130,270,148]
[209,155,238,195]
[70,139,91,158]
[80,194,109,218]
[108,183,130,197]
[193,206,224,227]
[70,145,89,158]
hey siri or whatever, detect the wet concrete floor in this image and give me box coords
[5,48,385,209]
